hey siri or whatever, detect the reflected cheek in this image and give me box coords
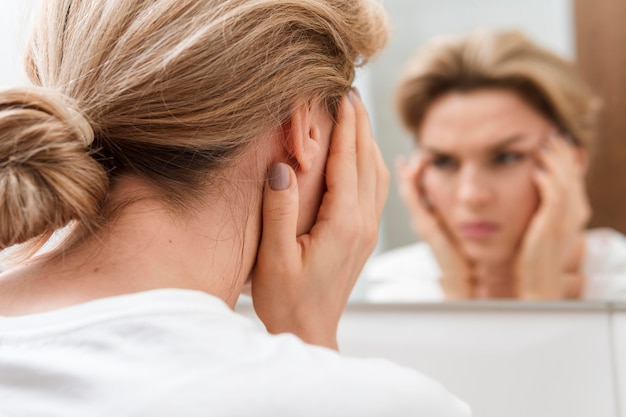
[502,174,540,232]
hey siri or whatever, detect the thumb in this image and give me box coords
[258,162,300,261]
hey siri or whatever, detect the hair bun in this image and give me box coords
[0,87,108,248]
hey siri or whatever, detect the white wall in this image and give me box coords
[612,304,626,417]
[0,0,40,88]
[336,302,617,417]
[237,301,621,417]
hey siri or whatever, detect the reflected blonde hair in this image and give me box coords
[0,0,388,250]
[396,29,600,148]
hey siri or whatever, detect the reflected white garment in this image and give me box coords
[0,289,470,417]
[362,228,626,302]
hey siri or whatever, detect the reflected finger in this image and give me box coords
[397,154,431,219]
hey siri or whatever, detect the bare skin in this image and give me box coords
[397,89,589,300]
[0,92,389,350]
[252,93,388,348]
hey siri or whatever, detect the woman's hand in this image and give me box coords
[396,154,474,299]
[515,134,590,299]
[250,91,389,350]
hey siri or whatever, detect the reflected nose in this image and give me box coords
[456,166,493,207]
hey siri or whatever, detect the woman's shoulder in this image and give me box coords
[0,289,469,416]
[358,242,444,302]
[216,332,471,416]
[581,228,626,299]
[363,241,440,279]
[585,227,626,243]
[583,228,626,269]
[137,338,473,416]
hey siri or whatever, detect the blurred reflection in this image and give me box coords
[361,29,626,301]
[367,0,574,252]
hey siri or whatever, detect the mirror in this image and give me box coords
[352,0,626,303]
[365,0,574,251]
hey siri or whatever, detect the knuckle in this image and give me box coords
[266,203,292,220]
[341,215,362,241]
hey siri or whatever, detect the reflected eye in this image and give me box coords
[431,154,458,170]
[493,152,524,166]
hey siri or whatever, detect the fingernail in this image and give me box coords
[352,87,362,99]
[270,163,290,191]
[348,91,356,105]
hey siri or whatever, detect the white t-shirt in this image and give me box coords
[362,228,626,302]
[0,289,471,417]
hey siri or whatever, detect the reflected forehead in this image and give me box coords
[418,89,552,152]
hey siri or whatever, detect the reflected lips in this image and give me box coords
[458,222,500,239]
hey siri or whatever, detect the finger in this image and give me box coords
[396,155,446,241]
[538,135,578,186]
[533,146,567,201]
[537,142,587,221]
[318,94,357,222]
[350,88,378,205]
[557,135,587,183]
[373,140,390,220]
[546,135,591,226]
[350,89,389,222]
[531,165,563,214]
[396,156,419,212]
[531,157,589,251]
[258,162,300,262]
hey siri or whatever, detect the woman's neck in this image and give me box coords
[471,262,517,298]
[0,175,263,316]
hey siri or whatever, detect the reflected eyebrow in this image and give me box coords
[490,134,528,152]
[420,145,449,155]
[422,134,536,155]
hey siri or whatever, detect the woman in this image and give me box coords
[363,29,626,301]
[0,1,471,415]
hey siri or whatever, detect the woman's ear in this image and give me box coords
[281,103,322,173]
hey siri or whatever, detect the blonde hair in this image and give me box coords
[0,0,388,250]
[395,29,600,148]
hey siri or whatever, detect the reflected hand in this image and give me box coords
[515,134,589,299]
[396,154,473,299]
[250,92,389,350]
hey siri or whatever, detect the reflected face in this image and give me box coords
[419,89,556,264]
